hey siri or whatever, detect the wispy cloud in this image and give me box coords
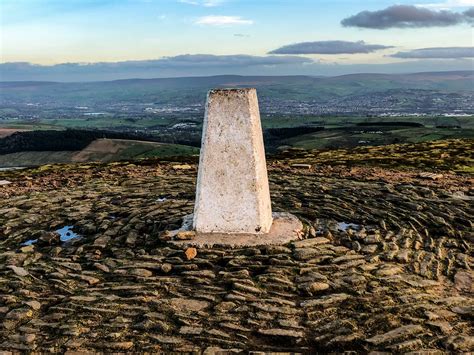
[341,5,471,29]
[178,0,225,7]
[391,47,474,58]
[269,40,393,55]
[195,15,253,26]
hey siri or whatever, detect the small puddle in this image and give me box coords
[21,239,38,246]
[336,222,360,231]
[56,226,81,242]
[20,226,81,246]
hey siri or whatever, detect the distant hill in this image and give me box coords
[1,71,472,105]
[1,71,472,121]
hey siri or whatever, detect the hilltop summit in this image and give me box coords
[0,139,472,352]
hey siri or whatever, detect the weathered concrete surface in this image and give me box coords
[193,88,273,234]
[173,212,303,247]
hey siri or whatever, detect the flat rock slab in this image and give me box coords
[171,212,303,247]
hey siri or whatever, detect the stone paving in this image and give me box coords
[0,140,473,353]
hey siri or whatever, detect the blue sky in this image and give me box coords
[0,0,473,80]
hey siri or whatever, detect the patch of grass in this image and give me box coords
[135,145,199,158]
[0,121,64,131]
[279,139,474,172]
[0,151,77,167]
[286,127,474,150]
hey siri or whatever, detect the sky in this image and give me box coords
[0,0,473,81]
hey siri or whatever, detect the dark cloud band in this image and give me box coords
[391,47,474,59]
[156,54,312,66]
[464,7,474,18]
[269,40,393,54]
[0,55,314,81]
[1,54,313,73]
[341,5,473,29]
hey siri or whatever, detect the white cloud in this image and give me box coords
[195,15,253,26]
[178,0,225,7]
[417,0,473,9]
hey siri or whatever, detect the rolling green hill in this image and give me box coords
[0,138,199,168]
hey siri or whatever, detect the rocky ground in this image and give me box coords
[0,139,473,353]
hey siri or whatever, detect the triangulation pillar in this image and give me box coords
[173,88,303,247]
[193,88,273,234]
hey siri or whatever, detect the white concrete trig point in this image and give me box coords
[173,88,302,247]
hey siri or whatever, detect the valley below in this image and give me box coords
[1,71,473,168]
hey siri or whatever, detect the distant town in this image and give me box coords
[1,89,473,122]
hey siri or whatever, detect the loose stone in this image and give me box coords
[185,247,197,260]
[366,325,424,345]
[180,326,203,335]
[293,237,330,248]
[24,301,41,310]
[301,282,330,293]
[176,231,196,240]
[161,263,173,273]
[129,268,153,277]
[7,265,29,277]
[258,328,304,338]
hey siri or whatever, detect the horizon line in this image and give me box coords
[1,69,472,84]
